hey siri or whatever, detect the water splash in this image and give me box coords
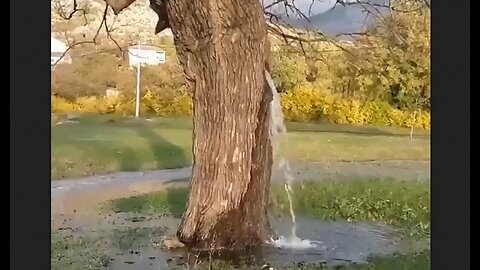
[265,70,318,249]
[270,235,322,250]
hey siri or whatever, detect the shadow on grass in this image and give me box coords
[134,123,189,170]
[117,148,141,171]
[51,119,190,179]
[115,122,190,172]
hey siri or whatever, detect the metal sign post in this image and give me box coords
[135,43,141,118]
[128,42,166,118]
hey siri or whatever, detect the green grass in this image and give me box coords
[111,187,188,218]
[110,179,430,238]
[51,114,430,180]
[273,179,430,238]
[51,234,105,270]
[51,115,192,179]
[51,228,168,270]
[347,251,430,270]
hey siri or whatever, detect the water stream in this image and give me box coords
[265,70,319,249]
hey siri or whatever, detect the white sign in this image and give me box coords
[127,44,166,118]
[127,45,166,67]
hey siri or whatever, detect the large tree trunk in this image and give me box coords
[164,0,274,250]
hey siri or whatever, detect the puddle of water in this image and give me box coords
[57,215,425,270]
[267,217,408,264]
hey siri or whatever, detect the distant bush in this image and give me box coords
[51,87,429,129]
[280,86,430,129]
[51,53,122,100]
[51,96,76,113]
[51,89,193,117]
[143,88,193,116]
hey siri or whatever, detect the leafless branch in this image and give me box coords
[308,0,316,17]
[54,0,84,20]
[102,6,124,52]
[267,24,328,43]
[106,15,124,33]
[51,3,124,67]
[263,0,286,10]
[335,32,379,39]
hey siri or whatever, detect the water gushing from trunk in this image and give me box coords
[265,70,319,249]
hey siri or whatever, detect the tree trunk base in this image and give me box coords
[178,208,272,250]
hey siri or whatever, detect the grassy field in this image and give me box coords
[52,114,430,180]
[110,179,430,238]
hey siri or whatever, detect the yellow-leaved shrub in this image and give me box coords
[51,86,429,129]
[51,89,193,117]
[51,96,76,113]
[143,88,192,116]
[279,86,430,129]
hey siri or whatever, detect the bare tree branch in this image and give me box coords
[100,5,124,52]
[54,0,85,20]
[52,3,123,67]
[263,0,286,10]
[267,24,328,43]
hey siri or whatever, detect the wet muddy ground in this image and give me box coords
[51,160,430,269]
[53,211,428,269]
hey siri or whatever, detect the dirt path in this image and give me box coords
[51,160,429,224]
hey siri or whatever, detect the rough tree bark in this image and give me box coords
[105,0,274,250]
[164,0,274,250]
